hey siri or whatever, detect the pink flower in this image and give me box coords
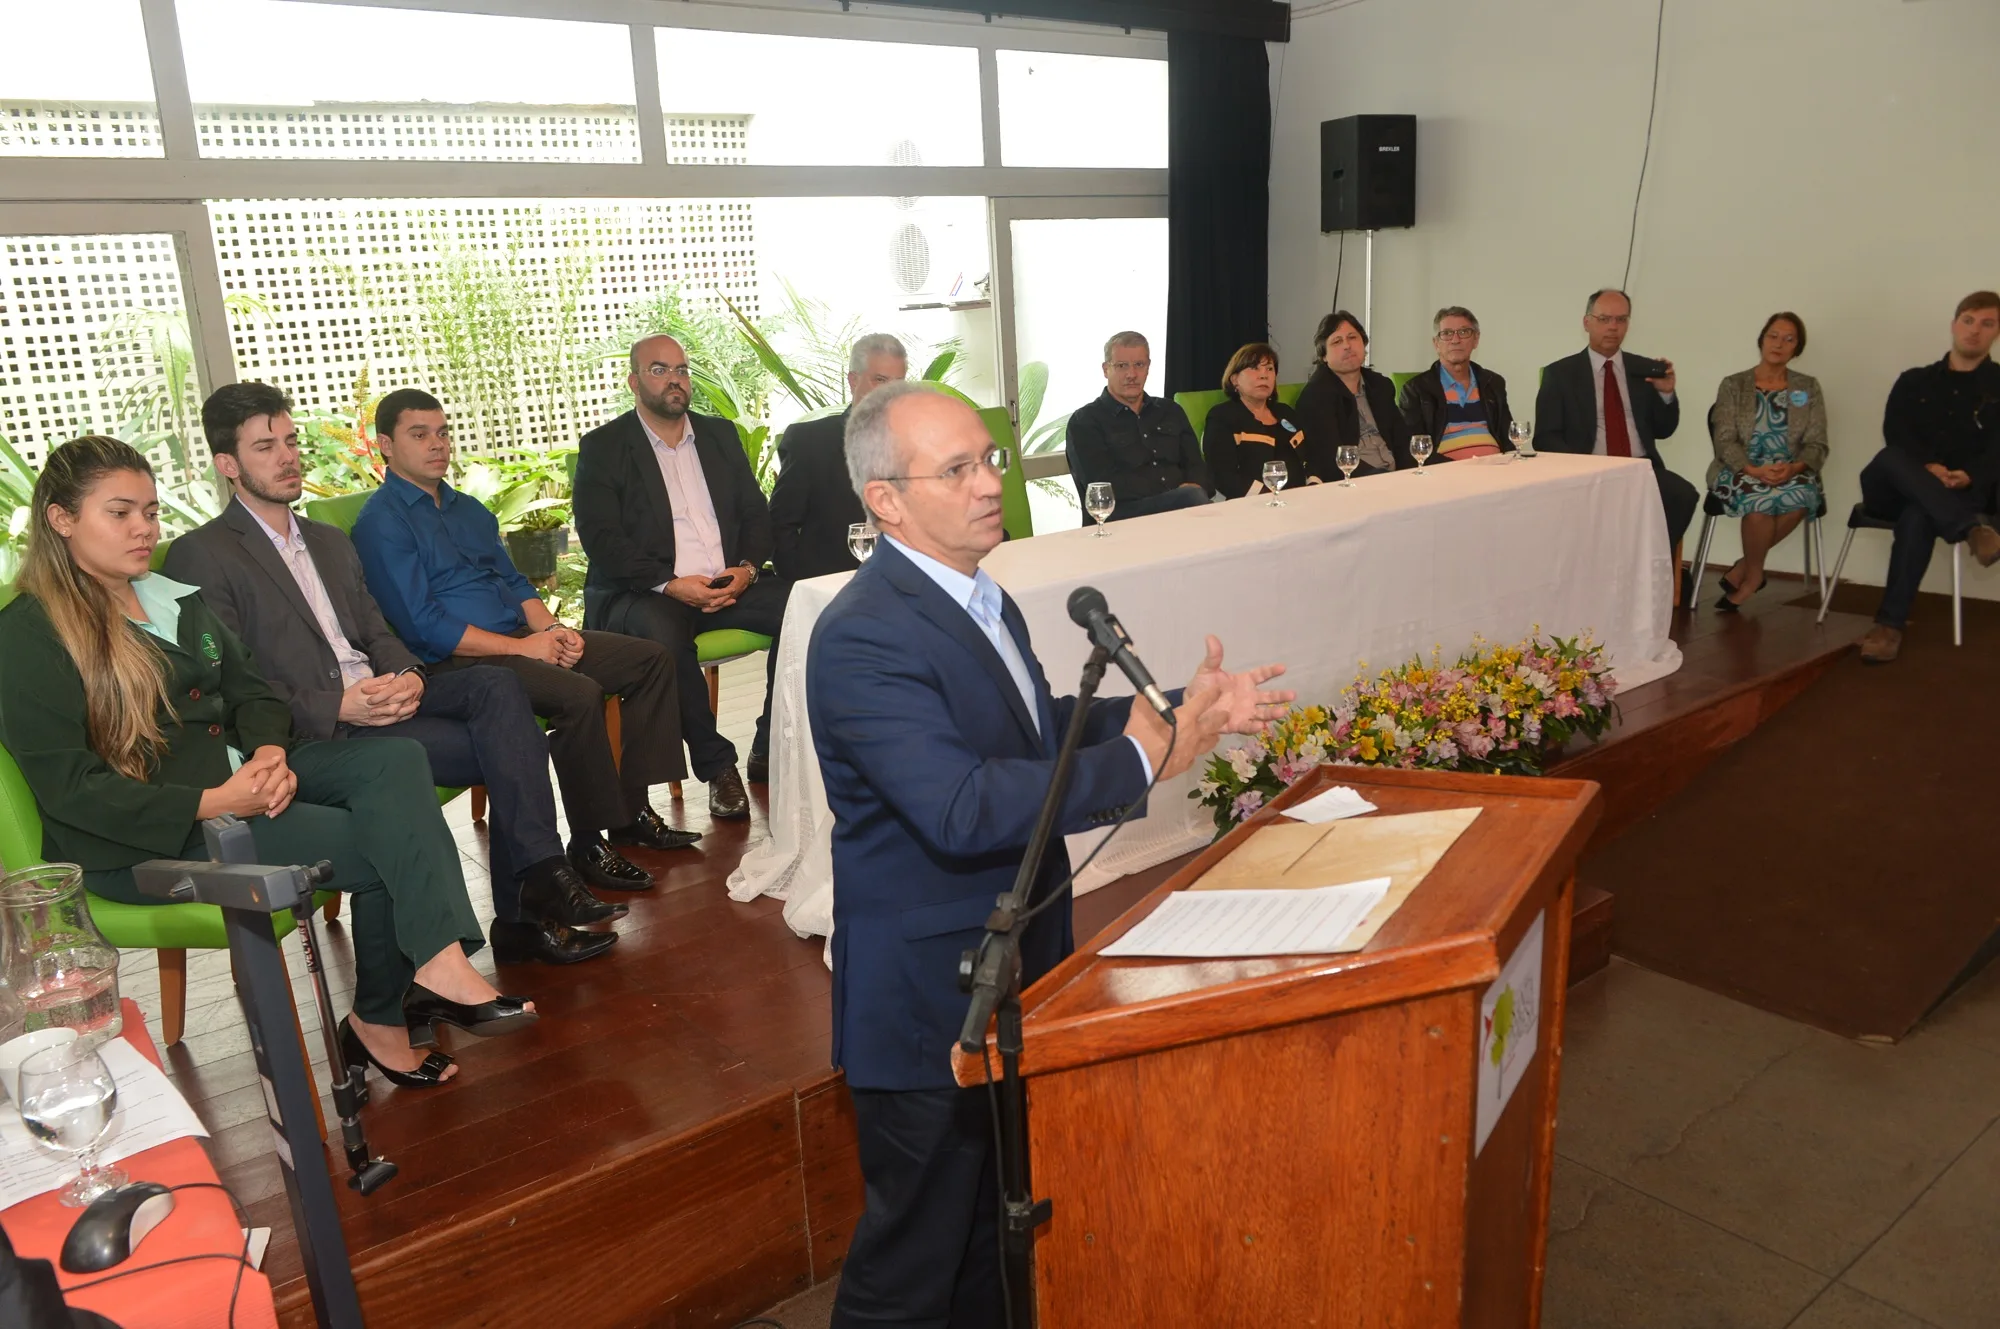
[1231,790,1265,822]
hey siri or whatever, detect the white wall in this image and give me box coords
[1269,0,2000,596]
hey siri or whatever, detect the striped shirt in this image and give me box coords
[1437,364,1500,458]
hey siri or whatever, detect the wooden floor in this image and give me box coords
[122,592,1872,1328]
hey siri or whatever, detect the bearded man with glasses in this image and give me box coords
[572,335,793,817]
[1397,306,1517,462]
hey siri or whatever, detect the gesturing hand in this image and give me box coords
[1183,635,1294,736]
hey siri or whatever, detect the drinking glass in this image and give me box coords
[846,522,877,563]
[1084,482,1116,535]
[1510,419,1535,458]
[17,1042,123,1206]
[1409,434,1435,474]
[1261,460,1289,507]
[1336,445,1361,488]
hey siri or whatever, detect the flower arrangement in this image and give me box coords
[1193,632,1619,834]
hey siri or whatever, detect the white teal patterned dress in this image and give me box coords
[1713,388,1823,516]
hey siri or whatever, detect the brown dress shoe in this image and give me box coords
[1969,523,2000,568]
[1858,624,1903,664]
[709,766,751,819]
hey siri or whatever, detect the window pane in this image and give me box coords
[997,50,1167,168]
[655,29,981,167]
[0,1,162,158]
[208,196,992,470]
[0,232,223,551]
[177,0,638,162]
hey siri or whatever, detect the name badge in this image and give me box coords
[1790,389,1809,407]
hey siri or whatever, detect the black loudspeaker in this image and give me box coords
[1320,114,1416,231]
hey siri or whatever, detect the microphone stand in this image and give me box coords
[958,642,1111,1329]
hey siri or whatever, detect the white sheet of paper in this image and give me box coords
[1475,910,1546,1155]
[1281,785,1379,824]
[1100,878,1392,959]
[0,1038,209,1210]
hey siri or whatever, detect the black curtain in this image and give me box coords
[1164,31,1271,398]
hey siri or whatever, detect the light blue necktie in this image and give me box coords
[966,579,1042,737]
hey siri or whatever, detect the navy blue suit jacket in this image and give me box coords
[808,539,1153,1091]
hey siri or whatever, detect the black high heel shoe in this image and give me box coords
[404,984,538,1048]
[340,1017,456,1090]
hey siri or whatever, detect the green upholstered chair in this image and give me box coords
[1172,389,1229,441]
[1390,370,1423,399]
[979,407,1033,542]
[1277,382,1304,407]
[303,489,370,533]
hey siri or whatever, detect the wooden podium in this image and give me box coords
[955,766,1601,1327]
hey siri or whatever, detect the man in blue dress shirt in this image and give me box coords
[354,389,701,892]
[808,381,1291,1327]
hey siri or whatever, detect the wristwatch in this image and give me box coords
[736,561,759,586]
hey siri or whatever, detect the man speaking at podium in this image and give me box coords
[808,382,1291,1328]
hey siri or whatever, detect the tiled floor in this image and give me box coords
[1544,957,2000,1329]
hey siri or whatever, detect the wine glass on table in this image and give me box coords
[1510,419,1535,458]
[17,1042,123,1207]
[846,522,877,563]
[1261,460,1289,508]
[1336,444,1361,489]
[1084,482,1115,536]
[1409,434,1434,475]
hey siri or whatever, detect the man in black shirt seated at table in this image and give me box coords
[768,333,906,581]
[1854,290,2000,664]
[1065,331,1211,522]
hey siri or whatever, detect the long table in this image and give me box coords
[729,453,1680,938]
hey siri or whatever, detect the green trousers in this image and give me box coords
[91,737,481,1027]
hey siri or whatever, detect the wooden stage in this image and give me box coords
[126,588,1870,1328]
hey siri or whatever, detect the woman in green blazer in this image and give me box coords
[0,436,533,1089]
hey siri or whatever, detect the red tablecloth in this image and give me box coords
[0,999,279,1328]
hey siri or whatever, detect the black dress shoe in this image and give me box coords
[745,751,769,784]
[608,806,703,851]
[519,856,627,925]
[404,984,537,1048]
[709,766,750,820]
[340,1017,455,1089]
[571,839,655,892]
[490,918,619,966]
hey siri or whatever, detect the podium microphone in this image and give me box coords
[1067,586,1173,725]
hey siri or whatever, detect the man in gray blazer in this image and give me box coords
[167,382,636,966]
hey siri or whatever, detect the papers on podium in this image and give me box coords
[1280,785,1378,823]
[1099,879,1391,959]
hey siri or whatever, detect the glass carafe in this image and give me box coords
[0,864,122,1048]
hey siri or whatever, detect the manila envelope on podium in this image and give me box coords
[1187,807,1481,951]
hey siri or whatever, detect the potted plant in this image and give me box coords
[504,503,569,582]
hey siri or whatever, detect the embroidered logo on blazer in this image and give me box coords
[200,632,221,662]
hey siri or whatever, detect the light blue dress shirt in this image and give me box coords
[882,537,1153,780]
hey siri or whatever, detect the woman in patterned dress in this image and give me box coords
[1707,312,1829,610]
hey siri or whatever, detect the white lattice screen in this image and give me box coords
[193,103,645,163]
[0,102,165,158]
[211,196,761,458]
[0,234,190,465]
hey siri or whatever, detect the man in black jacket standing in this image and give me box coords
[1535,288,1698,550]
[769,333,907,581]
[574,335,790,814]
[1853,291,2000,664]
[1398,306,1514,461]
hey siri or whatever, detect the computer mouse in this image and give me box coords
[59,1182,175,1274]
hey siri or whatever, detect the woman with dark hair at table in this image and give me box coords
[1202,342,1317,498]
[1707,312,1829,610]
[1291,310,1414,479]
[0,435,535,1091]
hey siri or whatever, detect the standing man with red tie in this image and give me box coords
[1535,288,1699,552]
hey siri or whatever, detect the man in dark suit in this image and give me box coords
[573,335,792,816]
[808,381,1291,1327]
[768,333,907,582]
[1534,288,1699,548]
[167,382,623,966]
[1065,331,1211,521]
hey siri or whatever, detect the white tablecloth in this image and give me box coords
[728,453,1681,938]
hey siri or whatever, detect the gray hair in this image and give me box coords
[1102,331,1149,363]
[848,333,908,375]
[1432,306,1480,335]
[845,379,940,519]
[1585,288,1630,315]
